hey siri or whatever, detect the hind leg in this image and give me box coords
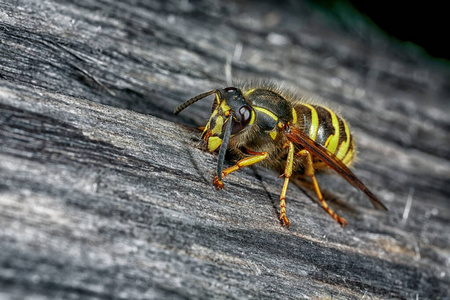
[298,149,348,226]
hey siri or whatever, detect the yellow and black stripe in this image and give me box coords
[294,103,355,166]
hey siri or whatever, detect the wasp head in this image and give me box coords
[200,87,253,152]
[174,87,254,181]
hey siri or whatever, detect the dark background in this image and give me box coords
[301,0,449,62]
[346,0,448,61]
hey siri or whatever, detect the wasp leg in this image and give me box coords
[213,151,268,189]
[279,142,295,228]
[298,149,348,226]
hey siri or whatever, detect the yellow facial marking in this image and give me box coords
[207,136,222,152]
[323,107,340,154]
[211,116,223,136]
[303,104,318,141]
[219,101,231,112]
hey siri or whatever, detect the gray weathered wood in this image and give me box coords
[1,0,449,299]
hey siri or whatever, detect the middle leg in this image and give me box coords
[279,142,295,227]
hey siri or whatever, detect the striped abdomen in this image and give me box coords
[294,103,355,166]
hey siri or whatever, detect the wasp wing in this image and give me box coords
[286,127,387,211]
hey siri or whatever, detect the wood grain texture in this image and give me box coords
[1,0,449,299]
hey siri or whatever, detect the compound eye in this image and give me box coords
[231,105,252,134]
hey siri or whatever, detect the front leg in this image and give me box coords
[213,150,268,190]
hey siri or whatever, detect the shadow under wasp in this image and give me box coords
[174,84,387,227]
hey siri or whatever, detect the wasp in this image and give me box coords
[174,84,387,227]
